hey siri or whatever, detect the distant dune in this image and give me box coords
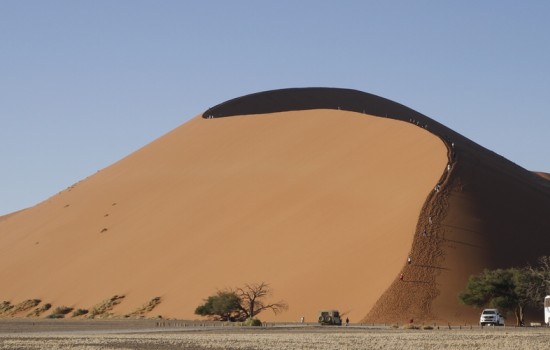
[1,88,549,324]
[535,172,550,181]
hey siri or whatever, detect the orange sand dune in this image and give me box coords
[1,88,549,324]
[535,172,550,181]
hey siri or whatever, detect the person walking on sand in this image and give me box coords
[407,256,412,265]
[346,317,349,326]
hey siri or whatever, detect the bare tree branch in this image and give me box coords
[235,282,288,319]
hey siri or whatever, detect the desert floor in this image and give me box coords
[1,320,550,350]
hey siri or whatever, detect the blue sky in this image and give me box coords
[1,0,549,215]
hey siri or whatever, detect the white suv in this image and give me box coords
[480,309,505,326]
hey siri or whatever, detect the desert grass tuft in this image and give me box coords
[125,297,161,318]
[87,295,125,319]
[47,306,73,319]
[52,306,73,315]
[0,301,14,315]
[71,308,89,317]
[27,303,51,317]
[7,299,41,316]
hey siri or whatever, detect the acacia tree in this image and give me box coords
[524,256,550,304]
[460,257,550,326]
[459,268,528,325]
[194,290,241,321]
[195,282,288,322]
[235,282,288,320]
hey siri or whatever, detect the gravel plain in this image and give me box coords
[1,320,550,350]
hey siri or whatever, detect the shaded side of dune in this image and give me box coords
[205,88,550,324]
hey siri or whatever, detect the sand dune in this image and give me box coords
[1,88,549,324]
[535,172,550,181]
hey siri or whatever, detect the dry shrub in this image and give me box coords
[71,309,89,317]
[0,301,14,315]
[244,318,263,326]
[126,297,161,318]
[47,306,73,319]
[27,303,51,317]
[87,295,125,319]
[7,299,41,316]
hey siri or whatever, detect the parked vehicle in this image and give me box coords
[544,296,550,326]
[480,309,505,326]
[318,310,342,325]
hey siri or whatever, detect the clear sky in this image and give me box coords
[1,0,549,215]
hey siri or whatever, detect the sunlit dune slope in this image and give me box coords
[205,88,550,324]
[0,104,446,322]
[1,88,549,324]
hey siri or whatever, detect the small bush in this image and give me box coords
[46,306,73,319]
[423,325,434,330]
[27,303,51,317]
[8,299,41,316]
[405,323,421,330]
[0,301,13,315]
[126,297,161,317]
[72,309,88,317]
[244,318,262,327]
[52,306,73,315]
[88,295,125,319]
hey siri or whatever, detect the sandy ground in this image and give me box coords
[1,321,549,350]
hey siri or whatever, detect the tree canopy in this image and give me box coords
[194,291,242,321]
[459,256,550,326]
[195,282,288,322]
